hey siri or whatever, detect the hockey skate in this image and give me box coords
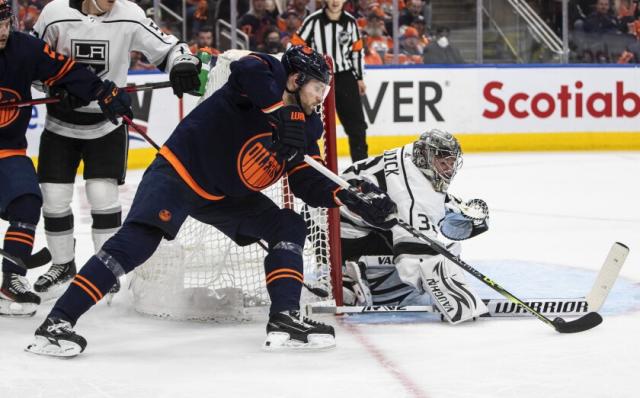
[263,310,335,351]
[342,261,373,306]
[0,273,41,316]
[34,260,76,301]
[25,317,87,358]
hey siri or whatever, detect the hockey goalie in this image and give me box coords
[340,129,490,324]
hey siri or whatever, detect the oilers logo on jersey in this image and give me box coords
[0,87,21,128]
[237,133,285,191]
[71,40,109,76]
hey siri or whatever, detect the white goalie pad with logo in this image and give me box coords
[396,252,488,324]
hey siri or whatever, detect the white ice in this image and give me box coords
[1,152,638,398]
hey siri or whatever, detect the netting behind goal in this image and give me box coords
[128,50,343,321]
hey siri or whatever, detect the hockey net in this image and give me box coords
[128,50,342,321]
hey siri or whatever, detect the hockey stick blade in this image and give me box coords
[552,312,603,333]
[0,247,52,270]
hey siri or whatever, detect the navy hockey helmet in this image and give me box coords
[412,129,463,192]
[281,45,332,88]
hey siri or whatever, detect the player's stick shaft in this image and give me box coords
[0,81,172,109]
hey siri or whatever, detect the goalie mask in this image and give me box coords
[412,129,462,192]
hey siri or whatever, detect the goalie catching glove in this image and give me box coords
[336,180,398,230]
[439,197,489,241]
[169,54,201,98]
[268,104,307,162]
[95,80,133,125]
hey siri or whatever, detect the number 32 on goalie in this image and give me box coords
[416,213,435,233]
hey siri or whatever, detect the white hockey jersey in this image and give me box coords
[32,0,189,139]
[340,143,448,250]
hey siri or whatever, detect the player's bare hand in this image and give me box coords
[357,80,366,96]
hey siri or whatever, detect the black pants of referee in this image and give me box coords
[335,71,368,162]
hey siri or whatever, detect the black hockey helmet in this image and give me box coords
[281,45,332,88]
[0,0,12,21]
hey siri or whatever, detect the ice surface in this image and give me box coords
[1,152,638,398]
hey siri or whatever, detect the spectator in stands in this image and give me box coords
[365,8,394,63]
[239,0,277,50]
[286,0,311,19]
[279,10,303,46]
[411,15,431,48]
[618,19,640,62]
[218,0,251,23]
[399,0,424,27]
[584,0,622,33]
[190,25,220,57]
[400,27,424,63]
[129,51,157,71]
[422,26,465,64]
[352,0,372,19]
[361,32,384,64]
[258,26,286,53]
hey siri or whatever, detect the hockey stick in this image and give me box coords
[308,242,629,317]
[303,155,604,333]
[0,81,172,109]
[0,247,52,270]
[122,115,160,150]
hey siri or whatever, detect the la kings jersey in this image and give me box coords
[32,0,188,139]
[341,143,447,248]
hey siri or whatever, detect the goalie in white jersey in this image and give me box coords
[340,129,490,324]
[31,0,201,297]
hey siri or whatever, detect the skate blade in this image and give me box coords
[25,336,84,358]
[263,332,336,352]
[0,298,37,317]
[35,282,71,302]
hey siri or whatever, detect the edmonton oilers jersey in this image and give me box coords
[0,31,100,154]
[162,53,339,207]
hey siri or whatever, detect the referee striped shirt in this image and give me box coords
[291,8,365,80]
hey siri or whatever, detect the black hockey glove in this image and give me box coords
[337,180,398,230]
[169,54,201,98]
[268,104,307,163]
[95,80,133,125]
[49,86,90,111]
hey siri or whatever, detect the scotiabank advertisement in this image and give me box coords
[25,66,640,158]
[360,65,640,136]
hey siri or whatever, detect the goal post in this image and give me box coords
[128,50,343,321]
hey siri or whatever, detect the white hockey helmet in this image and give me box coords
[412,129,462,192]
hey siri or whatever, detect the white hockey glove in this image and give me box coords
[440,198,489,241]
[169,54,201,98]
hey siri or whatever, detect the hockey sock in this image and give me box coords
[91,209,121,251]
[49,222,163,325]
[2,195,41,275]
[264,243,304,315]
[86,178,122,252]
[43,213,74,264]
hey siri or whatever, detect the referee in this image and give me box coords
[292,0,368,162]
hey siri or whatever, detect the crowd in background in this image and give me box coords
[12,0,640,66]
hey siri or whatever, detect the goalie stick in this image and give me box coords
[307,242,629,317]
[303,155,607,334]
[0,247,52,270]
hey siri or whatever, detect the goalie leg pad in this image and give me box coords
[418,256,488,324]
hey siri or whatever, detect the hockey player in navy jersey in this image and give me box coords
[31,0,201,299]
[26,45,397,356]
[0,0,133,316]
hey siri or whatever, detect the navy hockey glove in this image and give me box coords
[49,86,90,111]
[337,180,398,230]
[95,80,133,125]
[268,105,307,162]
[169,54,201,98]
